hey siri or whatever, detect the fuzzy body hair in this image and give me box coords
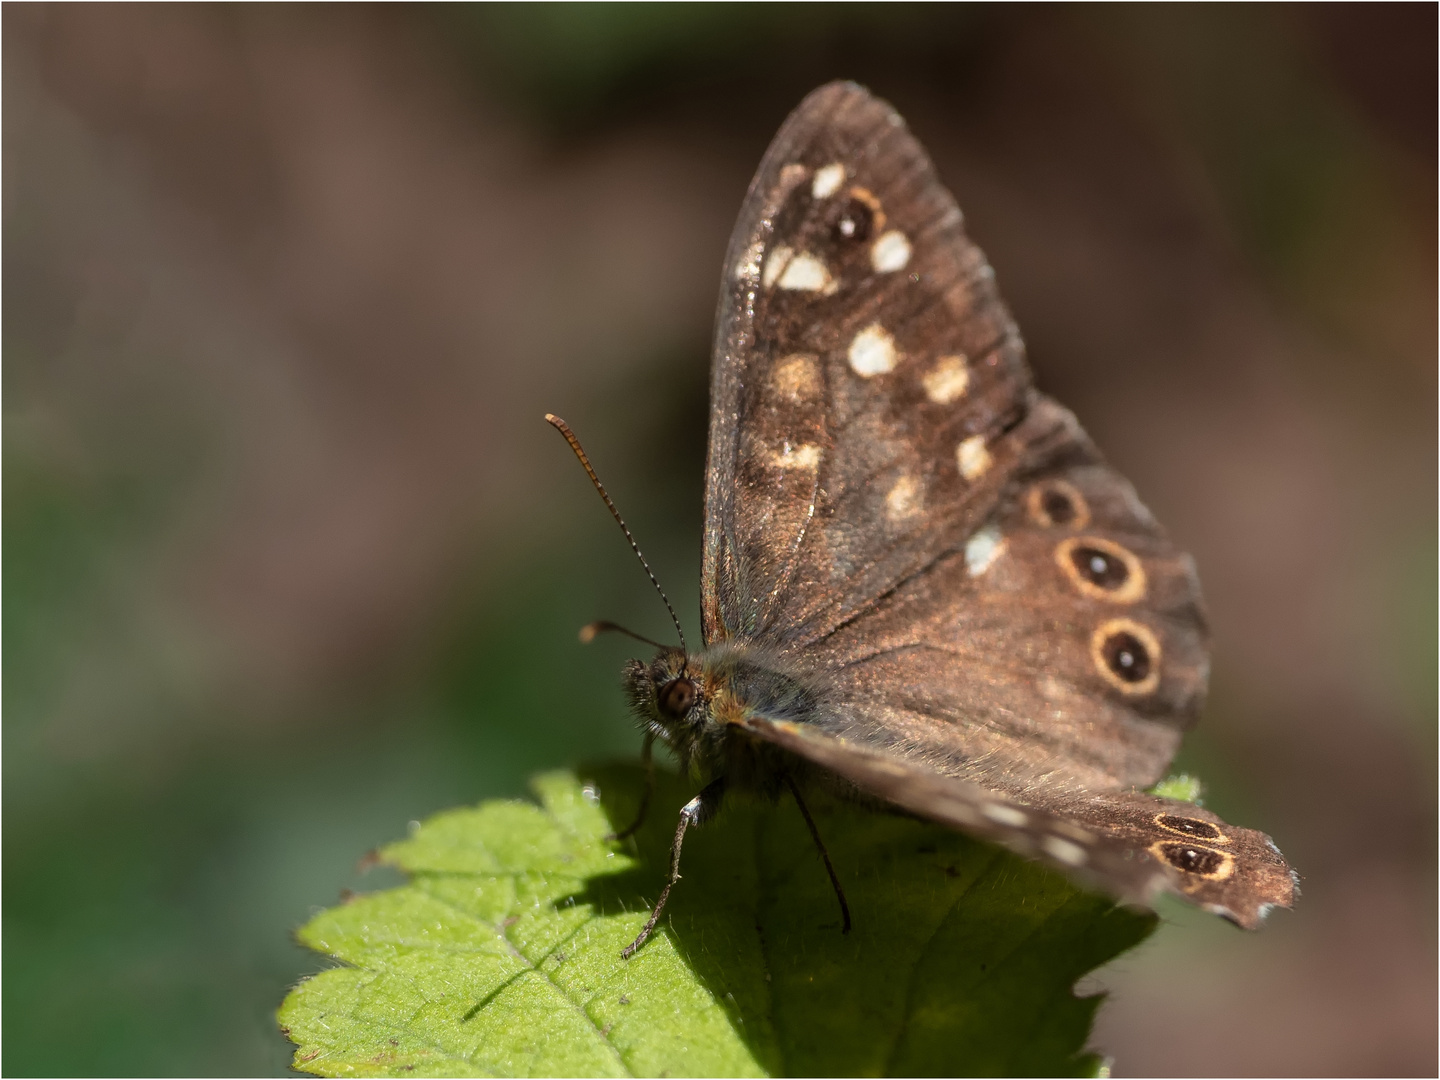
[624,641,834,798]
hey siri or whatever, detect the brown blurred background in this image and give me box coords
[4,4,1434,1075]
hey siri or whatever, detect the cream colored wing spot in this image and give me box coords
[922,355,969,404]
[812,162,846,199]
[964,524,1005,576]
[765,248,838,294]
[761,245,794,288]
[1090,618,1162,695]
[1025,479,1091,529]
[981,803,1028,827]
[1042,835,1089,867]
[884,473,922,522]
[956,435,991,481]
[772,442,821,469]
[870,230,912,273]
[1055,536,1147,603]
[1052,821,1096,844]
[778,252,837,294]
[778,163,808,187]
[1149,841,1236,884]
[772,354,821,401]
[1154,813,1231,844]
[848,323,897,376]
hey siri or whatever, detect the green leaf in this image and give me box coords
[280,767,1155,1077]
[1148,773,1205,805]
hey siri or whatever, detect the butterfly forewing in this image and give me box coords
[705,82,1030,648]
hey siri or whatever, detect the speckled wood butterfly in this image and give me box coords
[550,81,1295,958]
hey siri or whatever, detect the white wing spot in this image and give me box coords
[1043,836,1088,867]
[812,162,846,199]
[775,251,837,294]
[772,354,820,401]
[964,524,1005,576]
[884,473,922,521]
[848,323,897,377]
[773,442,820,469]
[762,245,793,288]
[956,435,991,480]
[1054,822,1096,844]
[870,229,912,273]
[922,354,969,404]
[982,803,1028,827]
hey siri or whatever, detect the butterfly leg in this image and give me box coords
[608,732,655,842]
[784,774,851,934]
[620,776,726,959]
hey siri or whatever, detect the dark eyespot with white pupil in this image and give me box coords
[1158,843,1226,875]
[1156,815,1222,840]
[830,197,874,243]
[1071,546,1129,589]
[1102,631,1150,683]
[658,679,696,719]
[1042,489,1076,524]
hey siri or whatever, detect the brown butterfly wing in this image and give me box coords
[703,81,1030,648]
[815,395,1210,792]
[741,717,1297,929]
[705,82,1295,921]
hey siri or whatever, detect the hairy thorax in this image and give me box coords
[623,641,827,794]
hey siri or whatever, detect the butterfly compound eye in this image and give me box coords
[657,678,697,719]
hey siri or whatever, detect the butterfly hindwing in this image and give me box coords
[814,395,1210,793]
[741,716,1296,929]
[704,81,1031,648]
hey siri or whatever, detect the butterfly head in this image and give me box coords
[624,642,830,783]
[623,648,718,770]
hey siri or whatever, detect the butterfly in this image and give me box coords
[549,81,1295,959]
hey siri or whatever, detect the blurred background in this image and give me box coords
[4,4,1434,1075]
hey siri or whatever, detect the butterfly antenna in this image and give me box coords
[545,414,687,655]
[579,620,669,650]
